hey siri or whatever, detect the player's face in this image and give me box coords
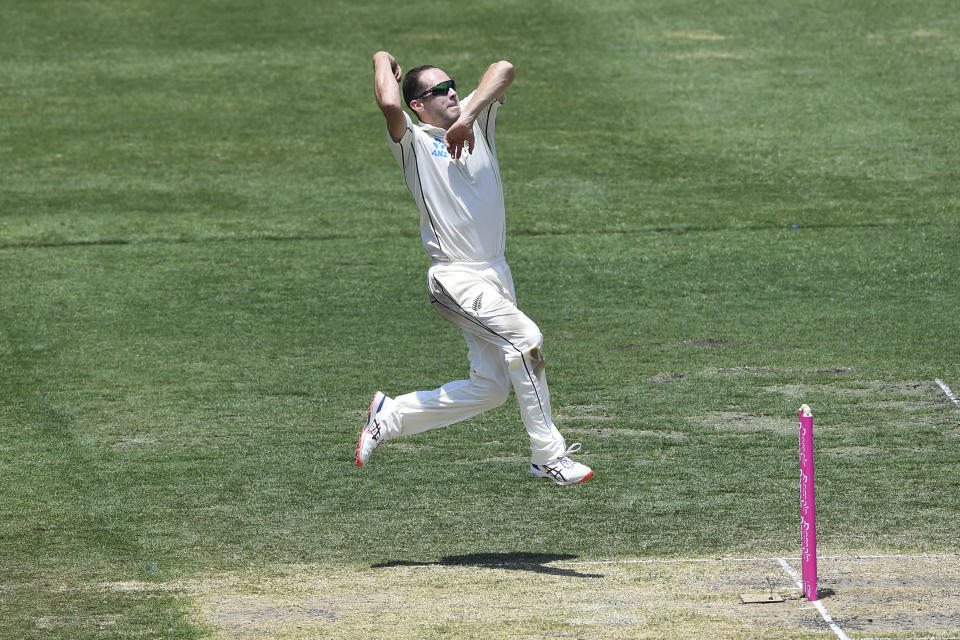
[411,68,460,129]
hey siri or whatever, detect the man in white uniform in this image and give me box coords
[356,51,593,486]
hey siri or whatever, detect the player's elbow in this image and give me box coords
[495,60,515,81]
[376,85,405,116]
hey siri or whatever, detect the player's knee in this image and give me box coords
[503,328,544,368]
[518,327,543,355]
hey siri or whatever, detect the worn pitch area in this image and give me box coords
[105,553,960,639]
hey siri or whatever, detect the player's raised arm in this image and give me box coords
[445,60,514,159]
[373,51,407,143]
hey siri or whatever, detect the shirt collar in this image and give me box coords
[417,121,447,138]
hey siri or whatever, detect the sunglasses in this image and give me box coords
[413,79,456,100]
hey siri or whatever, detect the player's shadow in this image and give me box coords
[372,552,603,578]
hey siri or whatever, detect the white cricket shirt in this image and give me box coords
[388,92,506,263]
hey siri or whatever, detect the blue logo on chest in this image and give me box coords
[431,137,449,158]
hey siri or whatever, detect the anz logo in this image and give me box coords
[431,137,450,158]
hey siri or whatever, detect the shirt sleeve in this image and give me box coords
[387,110,416,171]
[471,92,505,154]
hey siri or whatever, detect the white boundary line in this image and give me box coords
[777,557,851,640]
[936,378,960,407]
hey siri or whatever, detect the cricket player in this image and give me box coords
[356,51,593,486]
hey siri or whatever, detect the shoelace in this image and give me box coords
[561,442,582,457]
[553,442,582,467]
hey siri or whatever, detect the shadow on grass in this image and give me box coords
[372,552,604,578]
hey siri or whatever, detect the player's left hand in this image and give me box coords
[445,118,475,160]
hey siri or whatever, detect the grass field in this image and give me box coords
[2,0,959,638]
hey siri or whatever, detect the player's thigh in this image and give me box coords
[430,267,541,354]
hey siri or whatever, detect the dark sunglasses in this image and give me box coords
[414,79,456,100]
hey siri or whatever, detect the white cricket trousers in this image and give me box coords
[377,258,567,465]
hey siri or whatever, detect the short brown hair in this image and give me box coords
[402,65,437,115]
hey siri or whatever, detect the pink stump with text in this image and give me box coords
[798,404,818,601]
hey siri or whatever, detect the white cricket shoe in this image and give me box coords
[355,391,391,467]
[530,443,594,486]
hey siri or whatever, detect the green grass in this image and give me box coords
[1,0,959,637]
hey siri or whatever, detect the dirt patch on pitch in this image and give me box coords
[812,554,960,634]
[555,404,617,424]
[821,445,886,458]
[831,380,934,398]
[697,411,796,435]
[111,436,159,450]
[648,372,687,384]
[764,380,958,421]
[470,454,528,465]
[564,427,689,441]
[677,338,735,348]
[174,553,960,639]
[765,380,940,400]
[711,367,853,378]
[36,615,120,631]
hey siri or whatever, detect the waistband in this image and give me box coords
[430,256,507,270]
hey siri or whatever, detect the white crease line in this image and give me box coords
[556,556,768,566]
[936,378,960,407]
[821,552,960,561]
[382,552,960,570]
[552,552,960,567]
[777,558,851,640]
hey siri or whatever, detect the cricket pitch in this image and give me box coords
[114,552,960,639]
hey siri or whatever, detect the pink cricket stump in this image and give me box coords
[798,404,819,601]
